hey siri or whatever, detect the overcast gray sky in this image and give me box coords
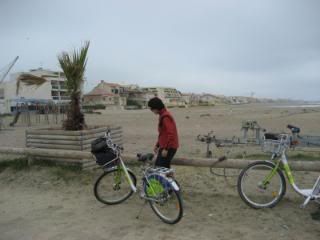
[1,0,319,100]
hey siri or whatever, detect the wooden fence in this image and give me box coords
[25,126,123,151]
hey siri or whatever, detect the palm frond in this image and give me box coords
[16,74,46,95]
[58,41,89,95]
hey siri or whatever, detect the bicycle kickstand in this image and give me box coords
[136,200,148,220]
[300,196,312,209]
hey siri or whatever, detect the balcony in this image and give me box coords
[60,96,70,100]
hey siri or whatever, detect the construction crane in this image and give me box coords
[0,56,19,84]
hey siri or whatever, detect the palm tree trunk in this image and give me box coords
[63,92,86,130]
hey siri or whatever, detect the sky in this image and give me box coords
[0,0,320,100]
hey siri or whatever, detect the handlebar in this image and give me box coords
[197,131,216,143]
[104,130,123,153]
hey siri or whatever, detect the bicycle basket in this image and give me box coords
[261,140,282,154]
[93,150,117,166]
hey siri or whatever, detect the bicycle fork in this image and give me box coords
[119,157,137,192]
[260,161,281,189]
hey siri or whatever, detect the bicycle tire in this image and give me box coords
[146,176,183,224]
[237,161,286,209]
[94,168,137,205]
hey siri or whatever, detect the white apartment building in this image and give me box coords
[142,87,183,107]
[0,68,69,113]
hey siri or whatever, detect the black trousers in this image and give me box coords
[155,148,177,168]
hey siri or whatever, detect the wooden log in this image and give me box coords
[26,132,123,142]
[32,156,83,164]
[82,158,95,164]
[82,162,99,170]
[173,157,320,172]
[82,134,123,142]
[27,134,82,141]
[0,147,93,159]
[26,126,121,136]
[1,147,320,172]
[118,154,320,172]
[82,161,96,168]
[27,139,82,145]
[81,136,123,145]
[80,132,122,141]
[80,126,121,135]
[81,139,124,149]
[81,129,123,137]
[26,143,83,151]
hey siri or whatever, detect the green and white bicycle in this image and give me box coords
[92,131,183,224]
[237,125,320,209]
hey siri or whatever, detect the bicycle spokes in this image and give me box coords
[146,178,165,198]
[238,161,286,208]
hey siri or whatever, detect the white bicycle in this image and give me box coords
[92,131,183,224]
[237,125,320,209]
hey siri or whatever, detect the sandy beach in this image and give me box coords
[0,103,320,239]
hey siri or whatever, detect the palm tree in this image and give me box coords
[58,41,90,130]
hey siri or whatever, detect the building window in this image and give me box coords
[111,89,119,94]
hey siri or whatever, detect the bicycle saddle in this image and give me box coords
[264,133,280,140]
[287,124,300,133]
[137,153,154,162]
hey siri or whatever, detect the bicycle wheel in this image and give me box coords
[237,161,286,209]
[94,168,137,205]
[145,174,183,224]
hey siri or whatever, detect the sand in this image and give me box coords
[0,103,320,239]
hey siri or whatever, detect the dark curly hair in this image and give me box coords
[148,97,165,110]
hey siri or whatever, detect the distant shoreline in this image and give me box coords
[272,104,320,108]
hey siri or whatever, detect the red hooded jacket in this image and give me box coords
[156,109,179,150]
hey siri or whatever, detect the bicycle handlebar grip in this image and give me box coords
[137,153,154,162]
[197,135,205,142]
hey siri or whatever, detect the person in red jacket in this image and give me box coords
[148,97,179,168]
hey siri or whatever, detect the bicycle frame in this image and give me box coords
[117,156,137,192]
[264,147,320,204]
[102,130,179,198]
[117,155,180,197]
[278,152,311,197]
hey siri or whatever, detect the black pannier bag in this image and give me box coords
[91,137,108,153]
[91,137,117,166]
